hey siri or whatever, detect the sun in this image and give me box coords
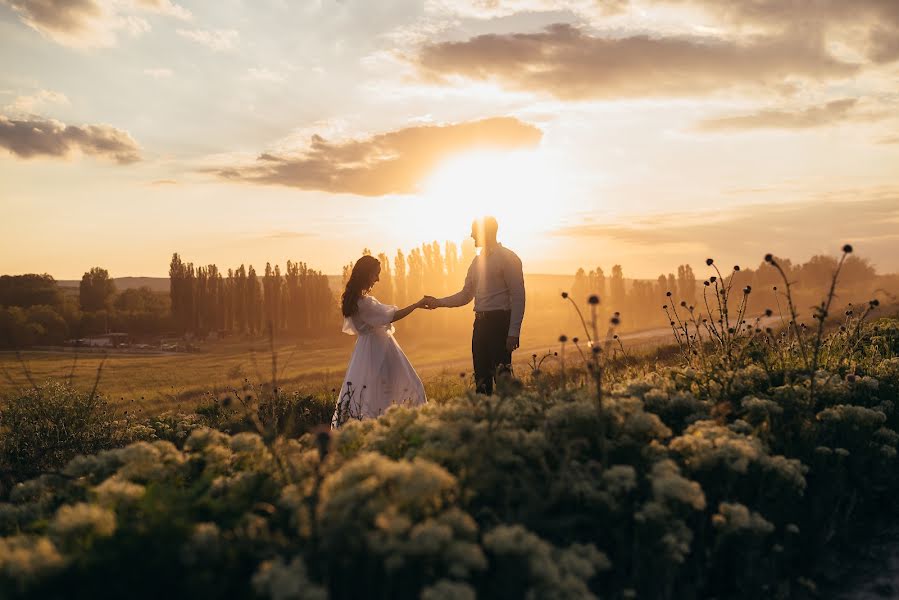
[407,149,563,248]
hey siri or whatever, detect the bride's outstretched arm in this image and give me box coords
[391,297,427,322]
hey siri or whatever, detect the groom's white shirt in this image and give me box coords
[434,243,526,338]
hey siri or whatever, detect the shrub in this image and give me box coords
[0,382,134,481]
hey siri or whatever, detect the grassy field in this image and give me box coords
[0,324,673,413]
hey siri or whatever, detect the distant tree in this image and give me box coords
[423,242,445,299]
[114,287,167,313]
[247,266,261,335]
[589,267,606,302]
[394,250,407,307]
[677,264,697,305]
[799,255,839,290]
[0,307,39,348]
[407,248,424,305]
[79,267,116,312]
[263,262,283,334]
[169,253,187,333]
[235,265,247,333]
[572,268,588,306]
[840,255,877,285]
[655,274,668,298]
[754,256,794,289]
[610,265,626,310]
[445,241,460,288]
[0,274,63,308]
[374,253,393,305]
[185,262,196,333]
[224,269,235,332]
[26,305,69,345]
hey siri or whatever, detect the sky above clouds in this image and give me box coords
[0,0,897,278]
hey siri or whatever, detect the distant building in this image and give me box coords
[84,333,130,348]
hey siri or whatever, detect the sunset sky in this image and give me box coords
[1,0,898,279]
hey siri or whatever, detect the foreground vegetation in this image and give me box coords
[0,249,897,599]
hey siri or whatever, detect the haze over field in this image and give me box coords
[1,0,898,281]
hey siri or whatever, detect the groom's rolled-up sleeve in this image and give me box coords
[436,260,476,308]
[505,252,525,338]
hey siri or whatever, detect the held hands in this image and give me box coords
[420,295,439,310]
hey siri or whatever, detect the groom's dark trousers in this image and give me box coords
[472,309,512,395]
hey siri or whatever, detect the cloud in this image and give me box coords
[644,0,899,63]
[212,116,542,196]
[133,0,190,20]
[433,1,899,64]
[2,0,190,48]
[0,115,141,163]
[411,24,858,100]
[427,0,628,19]
[877,135,899,144]
[245,68,285,83]
[4,89,69,114]
[143,67,173,78]
[176,28,239,51]
[553,189,899,272]
[868,27,899,64]
[654,0,899,28]
[694,98,870,131]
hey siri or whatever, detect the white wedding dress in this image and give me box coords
[331,295,426,427]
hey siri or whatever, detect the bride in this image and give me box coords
[332,255,428,427]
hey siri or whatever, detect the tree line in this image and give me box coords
[168,254,335,337]
[0,247,886,349]
[566,253,880,332]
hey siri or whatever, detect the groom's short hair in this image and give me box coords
[475,216,499,236]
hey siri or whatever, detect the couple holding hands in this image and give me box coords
[332,216,525,426]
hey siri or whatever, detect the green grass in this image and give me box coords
[0,322,674,416]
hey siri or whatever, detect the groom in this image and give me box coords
[424,216,525,395]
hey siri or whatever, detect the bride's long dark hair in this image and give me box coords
[341,255,381,317]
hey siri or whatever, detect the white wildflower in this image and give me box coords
[50,503,116,539]
[420,580,476,600]
[0,535,64,579]
[93,477,145,507]
[253,555,327,600]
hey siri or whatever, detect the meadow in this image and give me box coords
[0,322,674,414]
[0,248,897,599]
